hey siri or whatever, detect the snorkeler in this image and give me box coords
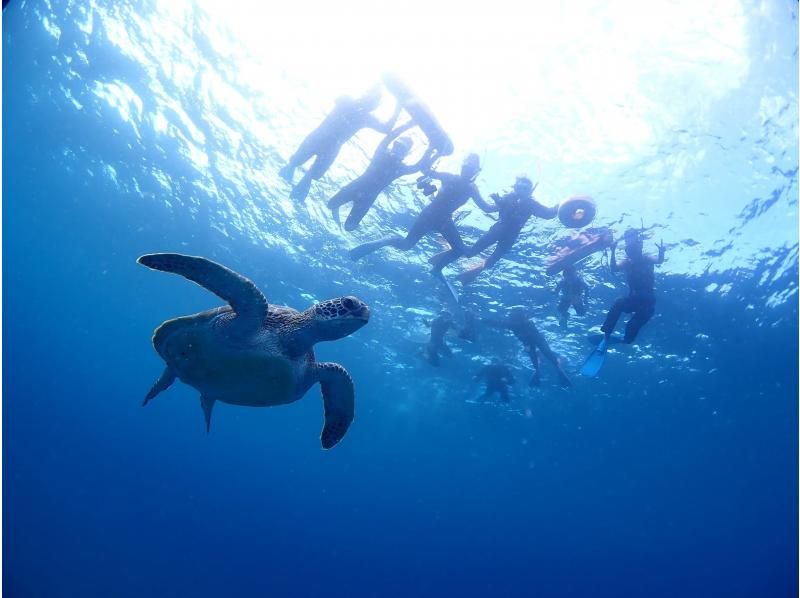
[430,176,560,283]
[474,358,515,403]
[556,265,590,328]
[328,120,438,231]
[348,153,494,262]
[600,229,665,343]
[279,87,401,202]
[484,306,572,388]
[458,306,479,342]
[421,309,455,366]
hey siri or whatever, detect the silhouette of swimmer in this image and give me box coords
[430,176,559,283]
[280,87,401,202]
[601,229,665,343]
[484,306,571,388]
[328,119,438,231]
[420,309,454,366]
[348,154,493,265]
[556,265,590,328]
[474,359,515,403]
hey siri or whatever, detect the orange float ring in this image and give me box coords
[558,195,596,228]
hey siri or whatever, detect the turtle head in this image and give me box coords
[306,296,370,343]
[152,315,204,368]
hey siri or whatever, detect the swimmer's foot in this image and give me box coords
[279,164,294,182]
[290,176,312,202]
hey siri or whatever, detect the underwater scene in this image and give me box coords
[4,1,798,596]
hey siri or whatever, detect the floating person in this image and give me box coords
[328,120,438,231]
[347,153,494,262]
[555,265,590,328]
[430,176,560,284]
[581,229,666,377]
[458,306,479,342]
[474,358,515,403]
[420,309,455,366]
[484,306,572,388]
[137,253,370,449]
[279,87,401,202]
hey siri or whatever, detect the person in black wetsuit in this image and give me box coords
[556,265,590,328]
[279,87,401,202]
[601,229,665,343]
[430,176,560,282]
[485,306,571,387]
[474,359,515,403]
[348,153,494,262]
[421,309,454,366]
[328,120,437,231]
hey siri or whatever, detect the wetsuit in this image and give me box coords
[431,191,558,279]
[328,122,435,231]
[422,315,453,366]
[485,315,572,387]
[601,251,661,343]
[556,271,589,326]
[475,363,515,403]
[281,95,397,201]
[349,170,492,260]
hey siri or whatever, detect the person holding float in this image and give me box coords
[279,86,401,202]
[581,229,666,377]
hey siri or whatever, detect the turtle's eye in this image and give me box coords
[342,297,356,310]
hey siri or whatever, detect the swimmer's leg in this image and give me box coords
[558,297,571,328]
[623,298,655,343]
[344,194,378,232]
[280,135,319,182]
[528,345,541,387]
[327,186,354,228]
[533,330,572,388]
[601,297,634,338]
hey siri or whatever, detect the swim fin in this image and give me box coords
[433,270,459,305]
[580,337,608,377]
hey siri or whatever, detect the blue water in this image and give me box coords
[4,1,798,596]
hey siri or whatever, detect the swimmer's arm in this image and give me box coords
[377,119,417,153]
[481,316,508,330]
[425,170,454,182]
[532,199,559,220]
[405,146,438,175]
[470,185,495,213]
[367,102,402,134]
[608,241,625,272]
[654,240,666,265]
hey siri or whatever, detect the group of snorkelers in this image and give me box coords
[280,82,666,402]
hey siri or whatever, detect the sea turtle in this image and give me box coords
[138,252,370,449]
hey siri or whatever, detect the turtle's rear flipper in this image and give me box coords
[143,367,175,406]
[314,362,355,450]
[200,395,215,433]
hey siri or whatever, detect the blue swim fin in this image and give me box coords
[580,337,608,377]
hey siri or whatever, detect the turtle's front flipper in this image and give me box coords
[143,367,175,406]
[137,253,268,332]
[313,363,355,449]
